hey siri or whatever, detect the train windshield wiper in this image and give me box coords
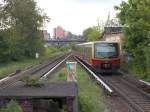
[107,55,117,58]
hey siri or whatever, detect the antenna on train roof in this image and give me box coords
[105,11,110,27]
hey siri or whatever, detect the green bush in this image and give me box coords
[79,93,94,112]
[48,100,61,112]
[121,46,150,82]
[58,72,67,81]
[0,100,23,112]
[0,32,10,62]
[121,60,150,82]
[20,75,43,87]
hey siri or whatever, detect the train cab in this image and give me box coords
[92,42,120,73]
[76,41,120,73]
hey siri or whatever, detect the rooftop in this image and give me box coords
[104,26,123,34]
[0,81,77,98]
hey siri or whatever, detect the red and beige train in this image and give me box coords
[76,41,121,73]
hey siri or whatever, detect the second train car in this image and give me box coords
[76,41,120,73]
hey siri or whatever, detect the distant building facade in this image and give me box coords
[64,31,70,38]
[103,27,123,43]
[41,30,51,41]
[53,26,65,39]
[102,19,124,54]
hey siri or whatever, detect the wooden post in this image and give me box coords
[66,97,74,112]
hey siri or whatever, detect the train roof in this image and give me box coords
[77,42,93,47]
[77,41,118,47]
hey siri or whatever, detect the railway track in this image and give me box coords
[0,52,71,89]
[103,75,150,112]
[74,56,150,112]
[30,53,70,77]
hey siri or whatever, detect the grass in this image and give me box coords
[0,46,64,79]
[76,65,103,112]
[56,65,103,112]
[55,68,67,81]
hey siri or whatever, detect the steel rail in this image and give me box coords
[74,56,113,93]
[140,80,150,86]
[30,54,65,75]
[41,54,72,79]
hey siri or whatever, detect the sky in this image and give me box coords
[36,0,126,35]
[37,0,125,36]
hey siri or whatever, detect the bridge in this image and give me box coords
[45,39,86,46]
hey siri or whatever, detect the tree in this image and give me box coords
[115,0,150,74]
[83,26,102,41]
[0,0,49,60]
[0,30,10,62]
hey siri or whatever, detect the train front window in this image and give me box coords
[94,43,118,58]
